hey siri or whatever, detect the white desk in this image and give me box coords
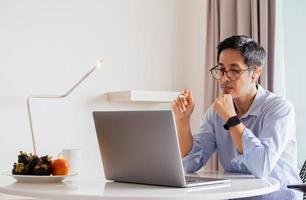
[0,171,280,200]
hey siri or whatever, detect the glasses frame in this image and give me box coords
[209,65,254,81]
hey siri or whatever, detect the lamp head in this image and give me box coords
[94,59,103,70]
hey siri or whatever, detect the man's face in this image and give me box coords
[218,48,254,98]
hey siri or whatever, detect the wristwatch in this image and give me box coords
[223,115,241,130]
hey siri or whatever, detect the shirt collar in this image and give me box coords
[239,84,266,119]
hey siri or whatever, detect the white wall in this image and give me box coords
[0,0,206,174]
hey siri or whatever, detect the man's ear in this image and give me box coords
[252,67,263,81]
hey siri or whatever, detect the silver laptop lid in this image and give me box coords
[93,110,186,187]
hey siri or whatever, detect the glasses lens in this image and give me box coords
[227,70,239,81]
[211,69,222,79]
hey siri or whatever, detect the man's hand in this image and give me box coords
[172,89,195,157]
[213,94,237,122]
[214,94,244,154]
[172,90,195,120]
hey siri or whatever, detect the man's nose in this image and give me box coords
[221,72,230,82]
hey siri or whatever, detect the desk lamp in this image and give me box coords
[27,60,103,155]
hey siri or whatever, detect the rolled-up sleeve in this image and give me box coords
[183,107,217,173]
[231,98,295,178]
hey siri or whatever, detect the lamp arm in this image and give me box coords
[27,60,102,155]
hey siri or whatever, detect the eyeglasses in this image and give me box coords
[209,65,253,81]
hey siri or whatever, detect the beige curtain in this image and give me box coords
[202,0,279,171]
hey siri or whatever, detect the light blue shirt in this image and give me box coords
[183,85,302,200]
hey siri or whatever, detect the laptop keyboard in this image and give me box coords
[185,176,226,185]
[185,176,210,184]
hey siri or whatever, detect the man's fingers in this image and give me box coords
[175,99,186,112]
[178,100,186,112]
[186,90,193,102]
[172,100,181,113]
[179,95,188,106]
[174,97,187,112]
[173,89,194,112]
[183,89,188,96]
[180,90,194,105]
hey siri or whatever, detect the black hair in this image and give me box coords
[217,35,266,67]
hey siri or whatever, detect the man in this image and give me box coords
[172,35,302,199]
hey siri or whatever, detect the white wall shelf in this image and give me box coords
[107,90,180,102]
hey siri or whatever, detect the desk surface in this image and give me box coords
[0,171,280,200]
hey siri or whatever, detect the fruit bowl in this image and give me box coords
[2,171,77,183]
[11,151,71,178]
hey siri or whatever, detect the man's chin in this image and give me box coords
[222,88,233,95]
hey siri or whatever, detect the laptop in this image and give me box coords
[93,110,230,187]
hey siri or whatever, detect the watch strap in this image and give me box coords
[223,115,241,130]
